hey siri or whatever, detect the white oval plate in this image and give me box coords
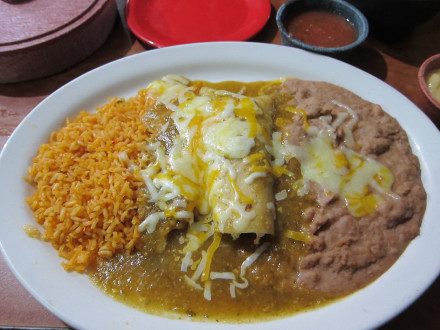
[0,42,439,330]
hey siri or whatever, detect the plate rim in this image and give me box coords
[1,41,439,330]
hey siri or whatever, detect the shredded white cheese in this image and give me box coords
[138,75,274,234]
[275,189,288,201]
[138,212,164,233]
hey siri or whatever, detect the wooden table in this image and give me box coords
[1,1,439,329]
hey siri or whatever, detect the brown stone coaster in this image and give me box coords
[0,0,117,83]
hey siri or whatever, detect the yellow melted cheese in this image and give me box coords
[139,75,272,234]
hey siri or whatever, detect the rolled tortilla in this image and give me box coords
[206,94,275,235]
[140,76,275,236]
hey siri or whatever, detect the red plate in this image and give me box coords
[125,0,272,48]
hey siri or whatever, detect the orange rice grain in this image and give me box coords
[26,94,151,272]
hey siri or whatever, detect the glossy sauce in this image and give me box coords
[287,10,357,48]
[90,187,333,322]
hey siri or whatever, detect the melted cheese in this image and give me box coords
[138,75,273,235]
[274,107,396,217]
[136,76,398,301]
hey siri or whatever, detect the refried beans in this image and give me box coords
[274,79,426,295]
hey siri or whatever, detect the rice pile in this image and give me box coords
[26,94,151,272]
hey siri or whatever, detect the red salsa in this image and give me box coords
[286,10,357,48]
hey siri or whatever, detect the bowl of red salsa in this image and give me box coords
[276,0,368,58]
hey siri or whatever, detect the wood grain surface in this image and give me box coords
[0,0,439,328]
[0,0,117,83]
